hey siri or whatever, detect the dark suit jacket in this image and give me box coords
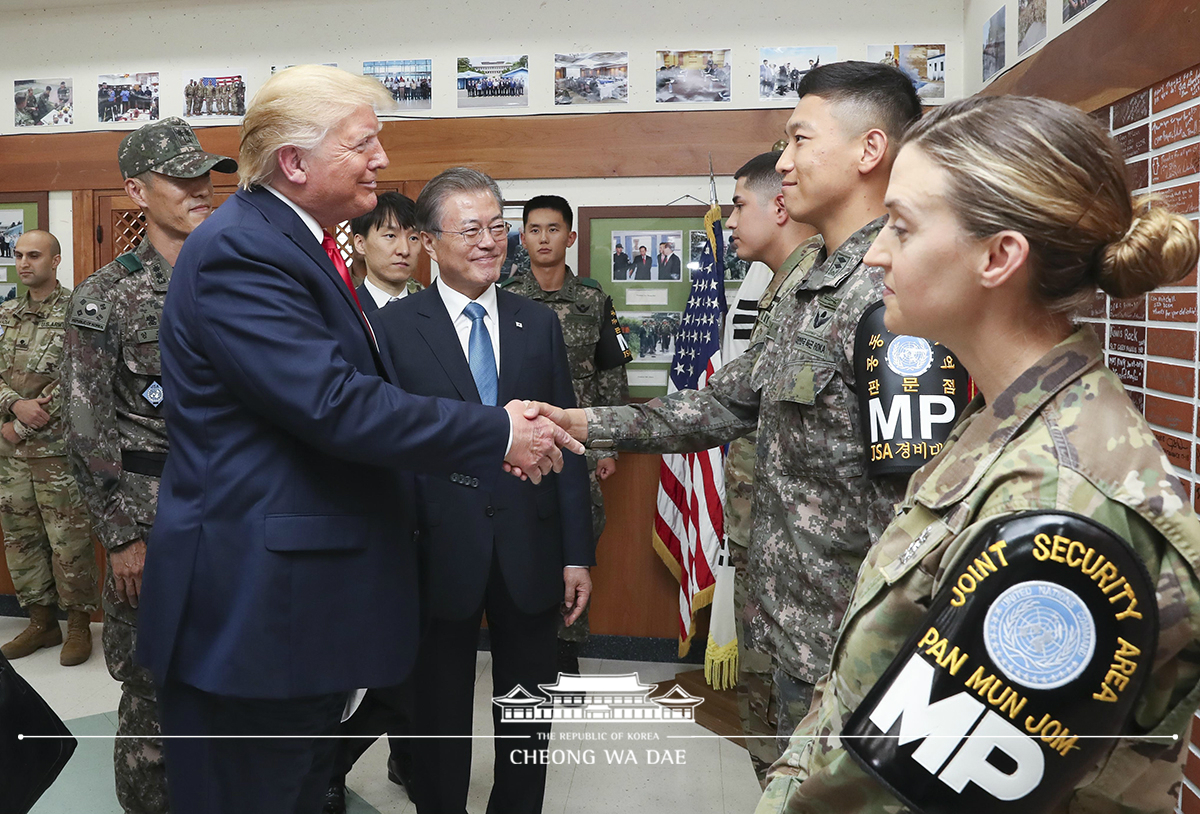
[631,256,653,280]
[357,282,379,315]
[138,187,510,698]
[663,253,682,280]
[374,282,593,620]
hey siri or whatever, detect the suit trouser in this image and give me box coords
[156,678,346,814]
[330,679,415,779]
[412,549,558,814]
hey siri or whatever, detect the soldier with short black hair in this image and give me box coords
[63,117,237,814]
[503,193,631,674]
[0,229,100,668]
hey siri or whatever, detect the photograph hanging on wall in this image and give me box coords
[0,210,24,264]
[688,228,749,281]
[457,55,528,109]
[655,49,731,104]
[619,312,682,363]
[98,72,159,123]
[867,44,945,100]
[184,73,246,118]
[983,7,1007,82]
[611,231,684,282]
[14,78,73,127]
[1018,0,1048,54]
[1064,0,1100,23]
[555,52,628,105]
[364,59,432,110]
[758,47,837,100]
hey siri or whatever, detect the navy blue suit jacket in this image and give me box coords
[137,188,510,698]
[374,282,593,620]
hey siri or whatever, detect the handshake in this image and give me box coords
[501,400,589,483]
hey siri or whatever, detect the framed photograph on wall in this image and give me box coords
[579,204,733,398]
[0,192,49,301]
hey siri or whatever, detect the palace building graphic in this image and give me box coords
[493,673,704,722]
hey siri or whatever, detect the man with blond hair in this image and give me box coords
[135,65,581,814]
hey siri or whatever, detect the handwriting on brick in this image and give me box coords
[1153,65,1200,112]
[1108,354,1145,388]
[1109,325,1146,355]
[1152,144,1200,185]
[1152,107,1200,150]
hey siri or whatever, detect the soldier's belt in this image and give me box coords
[122,450,166,478]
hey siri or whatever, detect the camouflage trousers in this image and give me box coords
[104,583,168,813]
[0,454,99,612]
[558,470,606,644]
[731,540,814,786]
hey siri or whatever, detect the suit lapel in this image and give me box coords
[243,188,385,371]
[497,289,526,406]
[415,283,481,403]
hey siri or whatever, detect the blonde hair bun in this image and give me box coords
[1099,197,1200,299]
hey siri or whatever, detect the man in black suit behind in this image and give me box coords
[374,168,593,814]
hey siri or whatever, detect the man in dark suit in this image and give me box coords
[324,192,427,814]
[662,241,682,280]
[136,66,580,814]
[630,244,653,280]
[352,191,424,319]
[374,168,593,814]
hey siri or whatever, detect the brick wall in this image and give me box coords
[1087,60,1200,813]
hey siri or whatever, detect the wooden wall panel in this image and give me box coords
[589,453,681,639]
[0,109,791,194]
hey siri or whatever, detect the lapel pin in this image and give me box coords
[515,321,523,329]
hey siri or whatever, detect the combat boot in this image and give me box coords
[60,609,93,666]
[1,603,62,659]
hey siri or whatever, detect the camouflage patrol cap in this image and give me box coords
[118,117,238,180]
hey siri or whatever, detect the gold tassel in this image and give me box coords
[704,636,739,691]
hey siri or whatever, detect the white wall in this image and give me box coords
[1,0,965,137]
[3,0,965,279]
[963,0,1108,95]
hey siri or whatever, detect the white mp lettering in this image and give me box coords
[870,395,959,443]
[868,655,1045,798]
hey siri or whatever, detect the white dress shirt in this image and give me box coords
[435,279,501,378]
[363,277,409,310]
[265,185,322,242]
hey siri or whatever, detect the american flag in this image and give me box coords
[651,206,728,655]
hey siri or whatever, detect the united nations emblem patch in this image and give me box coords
[142,381,165,408]
[984,581,1096,690]
[885,334,934,377]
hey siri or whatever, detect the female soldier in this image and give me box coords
[755,95,1200,813]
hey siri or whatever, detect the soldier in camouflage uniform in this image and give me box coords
[0,230,100,667]
[757,95,1200,814]
[503,194,631,673]
[64,117,236,814]
[721,152,823,783]
[14,93,35,126]
[541,62,924,765]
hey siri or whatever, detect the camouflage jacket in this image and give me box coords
[588,219,906,681]
[725,237,824,547]
[64,238,170,551]
[0,284,70,458]
[758,328,1200,814]
[503,266,629,467]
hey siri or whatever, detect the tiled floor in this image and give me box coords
[4,616,764,814]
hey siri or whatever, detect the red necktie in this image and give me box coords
[322,231,376,347]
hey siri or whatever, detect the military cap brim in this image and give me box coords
[153,151,238,179]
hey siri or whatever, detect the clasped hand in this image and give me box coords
[502,400,585,483]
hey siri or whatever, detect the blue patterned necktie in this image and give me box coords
[464,301,498,406]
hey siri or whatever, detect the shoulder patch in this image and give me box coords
[68,297,113,331]
[578,276,602,290]
[498,277,522,289]
[843,511,1157,814]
